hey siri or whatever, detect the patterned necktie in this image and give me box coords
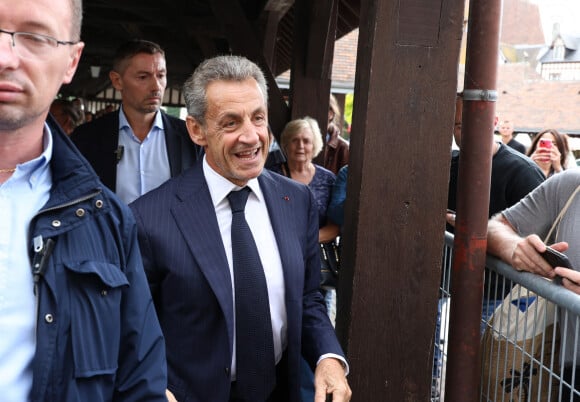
[227,187,276,400]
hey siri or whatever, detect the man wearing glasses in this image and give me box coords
[0,0,167,400]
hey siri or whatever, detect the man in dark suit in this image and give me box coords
[130,55,351,402]
[71,39,201,204]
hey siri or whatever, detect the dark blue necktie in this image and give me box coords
[227,187,276,401]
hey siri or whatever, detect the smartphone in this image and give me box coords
[541,247,572,285]
[539,138,553,149]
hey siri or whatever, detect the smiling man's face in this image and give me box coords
[186,78,270,186]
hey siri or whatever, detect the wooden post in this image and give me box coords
[335,0,465,399]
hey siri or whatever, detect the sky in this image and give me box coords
[531,0,580,39]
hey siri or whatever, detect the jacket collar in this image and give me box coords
[44,115,105,209]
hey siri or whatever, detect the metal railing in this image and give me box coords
[433,232,580,401]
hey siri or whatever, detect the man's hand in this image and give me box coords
[511,235,568,279]
[554,267,580,294]
[488,214,568,280]
[313,358,352,402]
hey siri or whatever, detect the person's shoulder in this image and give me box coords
[495,144,545,180]
[314,164,336,179]
[71,111,117,139]
[553,167,580,184]
[496,143,535,167]
[337,164,348,180]
[161,111,187,129]
[508,138,526,153]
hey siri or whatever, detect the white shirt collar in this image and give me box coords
[202,155,264,208]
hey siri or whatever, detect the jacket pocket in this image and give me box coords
[65,261,129,378]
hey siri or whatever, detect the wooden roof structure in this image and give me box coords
[61,0,360,103]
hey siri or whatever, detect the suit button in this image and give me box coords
[45,314,54,323]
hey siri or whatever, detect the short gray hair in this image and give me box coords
[183,55,268,126]
[70,0,83,41]
[280,117,324,158]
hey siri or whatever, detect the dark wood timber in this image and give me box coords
[335,0,465,400]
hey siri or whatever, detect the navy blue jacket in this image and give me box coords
[28,117,167,401]
[130,164,345,402]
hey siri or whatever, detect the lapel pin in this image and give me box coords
[283,196,290,201]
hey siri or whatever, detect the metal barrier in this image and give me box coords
[433,232,580,401]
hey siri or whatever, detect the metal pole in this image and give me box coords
[445,0,502,400]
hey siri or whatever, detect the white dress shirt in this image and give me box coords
[202,157,287,380]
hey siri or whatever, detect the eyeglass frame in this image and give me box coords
[0,28,79,56]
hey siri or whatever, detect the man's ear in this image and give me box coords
[186,116,208,147]
[109,71,122,91]
[62,42,84,84]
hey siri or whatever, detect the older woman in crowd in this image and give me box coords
[274,117,340,293]
[527,128,570,177]
[272,116,340,401]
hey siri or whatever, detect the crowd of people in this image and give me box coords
[0,0,353,401]
[448,94,580,400]
[5,0,580,400]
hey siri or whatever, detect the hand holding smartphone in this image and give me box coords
[541,246,572,285]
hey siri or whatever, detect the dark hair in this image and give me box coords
[528,128,570,172]
[111,39,165,73]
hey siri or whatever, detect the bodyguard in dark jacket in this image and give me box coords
[71,39,202,204]
[0,0,167,399]
[27,117,168,401]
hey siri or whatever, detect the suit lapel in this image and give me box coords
[259,171,303,302]
[170,164,235,344]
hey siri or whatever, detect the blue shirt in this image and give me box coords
[0,126,52,401]
[116,107,170,204]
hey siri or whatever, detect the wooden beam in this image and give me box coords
[335,0,466,399]
[210,0,290,137]
[289,0,338,160]
[305,1,337,79]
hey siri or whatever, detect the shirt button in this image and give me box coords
[75,208,85,217]
[101,289,108,296]
[95,199,104,208]
[45,314,54,323]
[52,220,61,227]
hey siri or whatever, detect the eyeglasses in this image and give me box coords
[0,28,79,59]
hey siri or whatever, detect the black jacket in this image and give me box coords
[70,109,202,192]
